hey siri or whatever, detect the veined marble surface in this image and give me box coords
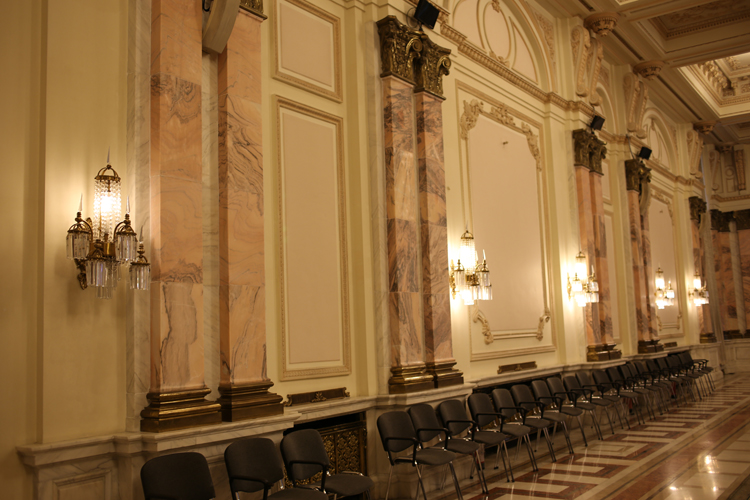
[590,173,613,344]
[628,190,649,342]
[576,166,602,346]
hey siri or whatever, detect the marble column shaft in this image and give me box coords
[383,77,432,393]
[690,219,706,335]
[737,228,750,333]
[143,0,220,431]
[627,190,650,343]
[415,92,461,387]
[216,11,282,420]
[590,172,613,344]
[718,230,739,332]
[575,166,601,346]
[640,210,660,341]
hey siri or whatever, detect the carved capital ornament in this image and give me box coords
[583,12,619,37]
[693,121,717,135]
[688,196,707,222]
[625,158,650,192]
[572,128,607,173]
[239,0,265,18]
[414,34,452,98]
[633,60,665,81]
[376,16,422,84]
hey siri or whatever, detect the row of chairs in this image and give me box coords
[141,429,373,500]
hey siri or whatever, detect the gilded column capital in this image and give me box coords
[734,209,750,230]
[414,33,451,99]
[717,143,734,154]
[625,158,650,191]
[633,60,664,81]
[693,121,717,134]
[573,129,607,173]
[377,16,422,84]
[688,196,707,222]
[711,209,731,232]
[583,12,619,37]
[590,137,607,175]
[239,0,266,19]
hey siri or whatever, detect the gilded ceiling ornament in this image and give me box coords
[414,33,451,98]
[240,0,264,17]
[688,196,707,222]
[529,7,556,74]
[376,16,423,84]
[717,144,734,154]
[699,61,729,93]
[633,60,665,81]
[489,103,515,126]
[583,12,619,37]
[491,0,501,13]
[587,40,604,106]
[693,121,717,135]
[686,129,704,179]
[459,99,483,139]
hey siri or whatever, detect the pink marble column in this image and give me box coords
[711,210,740,338]
[627,190,651,347]
[575,166,602,350]
[415,91,462,388]
[737,211,750,338]
[688,197,713,342]
[216,10,282,421]
[590,171,615,347]
[640,210,660,343]
[141,0,220,431]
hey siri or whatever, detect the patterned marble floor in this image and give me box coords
[451,374,750,500]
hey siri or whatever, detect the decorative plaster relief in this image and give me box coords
[624,72,648,138]
[687,129,704,179]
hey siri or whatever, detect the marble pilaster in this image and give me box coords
[590,171,616,351]
[383,76,432,393]
[712,210,740,338]
[415,91,461,388]
[688,198,712,342]
[141,0,221,432]
[627,189,651,349]
[216,10,282,421]
[640,207,660,343]
[736,210,750,338]
[575,165,602,350]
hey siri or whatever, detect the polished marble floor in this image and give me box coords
[450,374,750,500]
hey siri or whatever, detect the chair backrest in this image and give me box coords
[377,411,417,458]
[633,360,649,376]
[225,438,285,495]
[563,375,581,393]
[666,356,679,370]
[546,377,567,401]
[607,367,623,383]
[280,429,330,483]
[467,393,497,428]
[141,452,215,500]
[656,357,669,371]
[646,359,661,374]
[491,388,518,420]
[530,380,552,402]
[592,369,611,387]
[510,384,536,412]
[408,403,443,443]
[438,399,472,437]
[576,371,596,389]
[620,363,636,380]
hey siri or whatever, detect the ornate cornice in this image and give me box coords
[633,60,664,81]
[584,12,619,37]
[711,209,732,232]
[625,158,650,192]
[376,16,422,84]
[688,196,707,222]
[572,128,606,173]
[239,0,266,19]
[693,121,717,134]
[735,210,750,231]
[414,34,451,99]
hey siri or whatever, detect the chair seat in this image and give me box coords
[415,448,457,466]
[523,418,551,429]
[590,398,613,407]
[502,423,532,437]
[619,391,639,398]
[560,406,583,416]
[473,430,508,446]
[444,439,481,455]
[541,412,568,423]
[574,401,597,411]
[312,473,374,498]
[270,487,329,500]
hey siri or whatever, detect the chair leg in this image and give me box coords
[502,441,514,482]
[524,434,538,471]
[561,420,574,454]
[602,405,615,434]
[475,451,489,492]
[448,462,464,500]
[385,465,393,500]
[576,415,588,446]
[543,427,556,462]
[589,410,603,440]
[415,465,428,500]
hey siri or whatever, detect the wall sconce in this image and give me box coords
[689,272,709,306]
[654,267,675,309]
[66,154,150,299]
[567,251,599,307]
[449,229,492,306]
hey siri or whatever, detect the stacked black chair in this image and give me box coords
[547,376,601,441]
[618,363,656,420]
[676,352,710,398]
[510,384,557,461]
[530,379,577,452]
[483,390,539,471]
[604,366,647,423]
[141,452,216,500]
[564,374,616,435]
[632,360,670,414]
[589,370,629,429]
[682,352,715,392]
[660,357,695,404]
[645,358,679,408]
[225,438,328,500]
[281,429,373,500]
[377,411,463,500]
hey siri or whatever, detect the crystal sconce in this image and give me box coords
[654,267,675,309]
[66,154,150,299]
[688,272,709,306]
[449,229,492,306]
[567,251,599,307]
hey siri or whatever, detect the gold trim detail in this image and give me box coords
[283,387,350,407]
[273,0,342,102]
[140,388,222,433]
[376,16,422,84]
[240,0,266,19]
[275,97,352,381]
[633,60,664,81]
[497,361,537,374]
[217,381,283,421]
[694,121,717,134]
[388,364,435,394]
[425,361,464,388]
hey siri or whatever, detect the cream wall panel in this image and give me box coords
[274,0,342,101]
[484,4,511,61]
[512,24,537,83]
[649,196,683,336]
[277,98,351,379]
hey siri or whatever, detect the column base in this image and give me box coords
[425,361,464,388]
[388,365,435,394]
[586,344,622,361]
[637,339,664,353]
[724,330,743,339]
[217,381,284,422]
[140,388,222,433]
[700,332,718,343]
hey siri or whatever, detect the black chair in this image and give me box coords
[602,367,645,425]
[481,390,539,472]
[510,384,557,462]
[563,374,616,435]
[619,363,657,419]
[547,376,601,441]
[141,452,216,500]
[588,370,629,430]
[676,352,709,398]
[682,352,715,392]
[645,358,679,408]
[439,398,514,483]
[531,379,579,451]
[225,437,328,500]
[659,357,693,404]
[281,429,373,500]
[377,411,462,500]
[632,360,670,414]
